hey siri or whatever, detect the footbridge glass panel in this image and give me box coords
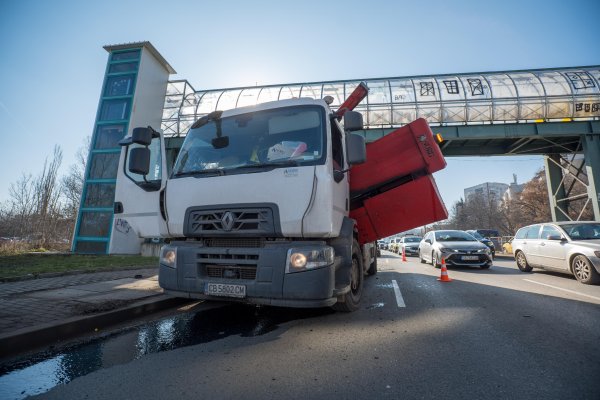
[161,66,600,136]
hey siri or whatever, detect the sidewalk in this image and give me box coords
[0,268,186,359]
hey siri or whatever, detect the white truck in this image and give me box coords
[114,83,447,311]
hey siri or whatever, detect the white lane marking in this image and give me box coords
[391,279,406,308]
[523,279,600,301]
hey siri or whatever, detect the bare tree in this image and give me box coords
[5,173,37,238]
[448,191,506,233]
[62,136,90,219]
[32,146,64,246]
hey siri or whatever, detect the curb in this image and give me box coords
[0,295,190,360]
[0,265,158,283]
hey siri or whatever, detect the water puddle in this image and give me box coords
[0,304,332,399]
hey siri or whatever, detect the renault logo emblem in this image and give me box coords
[221,211,235,231]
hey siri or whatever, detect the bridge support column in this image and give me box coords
[544,155,569,222]
[582,134,600,220]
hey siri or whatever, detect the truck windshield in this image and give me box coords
[172,105,325,177]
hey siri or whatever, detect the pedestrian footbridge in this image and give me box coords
[161,66,600,221]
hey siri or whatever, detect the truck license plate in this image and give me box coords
[461,256,479,260]
[205,283,246,298]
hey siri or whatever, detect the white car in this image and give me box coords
[418,230,493,268]
[512,221,600,285]
[399,236,422,256]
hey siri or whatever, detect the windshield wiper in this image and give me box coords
[173,169,226,178]
[231,160,301,170]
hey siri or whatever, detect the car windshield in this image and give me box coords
[435,231,476,242]
[172,106,325,177]
[468,231,484,240]
[404,237,421,243]
[561,223,600,240]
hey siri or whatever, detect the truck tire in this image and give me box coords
[333,239,364,312]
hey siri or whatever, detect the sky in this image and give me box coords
[1,0,599,210]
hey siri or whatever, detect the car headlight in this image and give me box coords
[594,251,600,258]
[439,247,456,253]
[286,246,334,273]
[160,246,177,268]
[476,248,490,254]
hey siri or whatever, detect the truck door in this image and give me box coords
[330,118,349,222]
[109,129,169,254]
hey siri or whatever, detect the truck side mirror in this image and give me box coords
[346,133,366,165]
[344,111,363,132]
[128,147,151,175]
[119,126,158,146]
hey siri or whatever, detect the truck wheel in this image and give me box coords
[367,253,377,276]
[334,240,364,312]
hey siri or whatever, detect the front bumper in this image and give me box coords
[159,240,338,308]
[443,252,493,267]
[404,246,419,255]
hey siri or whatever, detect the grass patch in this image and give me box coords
[0,254,158,280]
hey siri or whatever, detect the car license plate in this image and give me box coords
[205,283,246,298]
[461,255,479,260]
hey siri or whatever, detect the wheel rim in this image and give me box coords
[573,257,590,281]
[432,253,437,266]
[516,252,526,268]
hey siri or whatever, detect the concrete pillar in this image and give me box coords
[544,154,569,222]
[582,134,600,220]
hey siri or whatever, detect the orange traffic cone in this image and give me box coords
[437,258,452,282]
[402,246,407,262]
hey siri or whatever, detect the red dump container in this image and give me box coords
[349,118,446,196]
[350,175,448,245]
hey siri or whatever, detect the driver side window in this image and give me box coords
[330,120,344,169]
[540,225,560,240]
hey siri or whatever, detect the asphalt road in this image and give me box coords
[7,252,600,399]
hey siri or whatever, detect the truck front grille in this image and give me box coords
[204,238,264,248]
[206,265,257,280]
[197,252,259,281]
[185,207,277,236]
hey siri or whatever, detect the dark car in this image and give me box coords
[466,230,496,258]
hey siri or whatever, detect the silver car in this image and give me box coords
[512,221,600,285]
[418,230,493,269]
[399,236,422,256]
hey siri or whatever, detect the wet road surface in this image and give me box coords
[1,253,599,399]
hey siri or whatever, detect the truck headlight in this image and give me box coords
[160,247,177,268]
[286,247,334,273]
